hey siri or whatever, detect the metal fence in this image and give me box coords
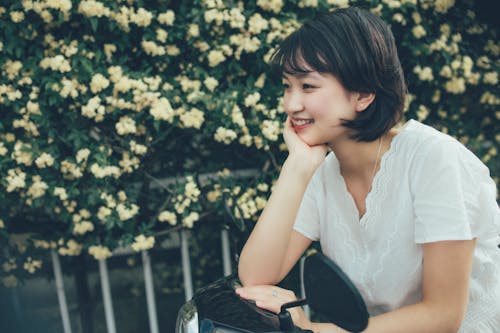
[45,228,233,333]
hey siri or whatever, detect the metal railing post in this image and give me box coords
[98,259,116,333]
[142,250,159,333]
[51,250,72,333]
[180,229,193,301]
[221,228,232,276]
[300,256,310,319]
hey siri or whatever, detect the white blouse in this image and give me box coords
[294,120,500,332]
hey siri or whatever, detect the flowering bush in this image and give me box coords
[1,0,498,286]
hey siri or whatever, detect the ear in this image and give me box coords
[355,92,376,112]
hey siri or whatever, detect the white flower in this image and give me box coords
[158,211,177,225]
[131,235,155,252]
[185,177,201,201]
[90,164,121,179]
[416,105,430,121]
[23,257,42,274]
[0,142,7,156]
[116,203,139,221]
[116,116,137,135]
[73,221,94,235]
[149,97,175,122]
[97,206,112,222]
[158,10,175,25]
[248,13,269,35]
[27,176,48,199]
[10,11,25,23]
[142,40,166,56]
[185,24,199,39]
[413,66,434,81]
[214,127,237,144]
[439,66,452,78]
[166,45,180,56]
[156,28,168,43]
[78,1,110,17]
[207,50,226,67]
[90,73,110,93]
[35,152,55,168]
[434,0,455,13]
[229,8,245,29]
[326,0,349,7]
[76,148,91,163]
[179,108,205,129]
[6,168,26,192]
[257,0,284,13]
[244,92,261,107]
[203,77,219,92]
[183,212,200,228]
[40,55,71,72]
[130,141,148,155]
[444,77,466,94]
[58,240,83,256]
[131,8,153,27]
[3,60,23,80]
[54,187,68,200]
[483,72,498,85]
[88,245,112,260]
[412,25,426,39]
[261,120,280,141]
[298,0,319,8]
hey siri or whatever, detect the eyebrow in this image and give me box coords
[282,72,320,80]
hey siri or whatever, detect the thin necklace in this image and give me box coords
[371,136,383,184]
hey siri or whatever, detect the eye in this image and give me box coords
[302,83,316,90]
[282,82,290,89]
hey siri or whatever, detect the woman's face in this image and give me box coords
[282,70,359,146]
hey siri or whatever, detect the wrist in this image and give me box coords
[283,154,321,179]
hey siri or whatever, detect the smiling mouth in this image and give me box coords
[292,119,314,127]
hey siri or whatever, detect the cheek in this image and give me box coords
[306,97,334,119]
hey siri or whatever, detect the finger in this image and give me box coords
[236,286,297,313]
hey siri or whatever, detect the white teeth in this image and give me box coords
[293,119,314,126]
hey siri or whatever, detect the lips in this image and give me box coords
[291,118,314,130]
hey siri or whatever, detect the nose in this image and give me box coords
[283,90,304,114]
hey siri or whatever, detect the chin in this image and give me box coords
[297,133,324,147]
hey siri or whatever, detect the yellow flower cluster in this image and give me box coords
[40,55,71,72]
[5,168,26,192]
[234,186,267,220]
[158,210,177,225]
[88,245,112,260]
[27,175,48,199]
[58,239,83,256]
[23,257,42,274]
[131,234,155,251]
[214,127,237,144]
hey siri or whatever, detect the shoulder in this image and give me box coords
[399,120,487,173]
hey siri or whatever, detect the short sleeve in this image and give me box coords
[411,138,500,244]
[293,174,320,241]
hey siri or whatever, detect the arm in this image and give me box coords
[310,239,475,333]
[238,159,314,286]
[238,118,326,286]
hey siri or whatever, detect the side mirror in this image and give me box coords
[303,252,369,332]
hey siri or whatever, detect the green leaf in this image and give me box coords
[90,18,98,33]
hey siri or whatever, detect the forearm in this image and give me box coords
[310,301,464,333]
[238,156,315,285]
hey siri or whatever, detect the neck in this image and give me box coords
[329,132,390,179]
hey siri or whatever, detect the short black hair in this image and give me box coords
[270,7,406,141]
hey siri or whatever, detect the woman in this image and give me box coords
[235,7,500,333]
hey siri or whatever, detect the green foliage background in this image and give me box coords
[0,0,498,286]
